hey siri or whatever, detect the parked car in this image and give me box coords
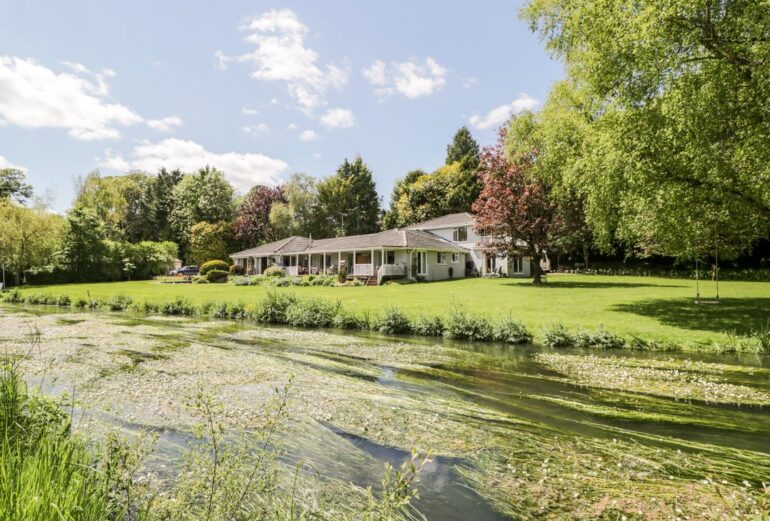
[168,265,199,277]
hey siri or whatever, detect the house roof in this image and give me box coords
[230,236,311,258]
[404,212,475,230]
[231,228,468,258]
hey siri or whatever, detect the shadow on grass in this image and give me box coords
[612,298,770,335]
[502,280,687,289]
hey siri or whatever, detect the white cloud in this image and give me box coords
[216,9,348,113]
[146,115,183,132]
[0,56,143,140]
[468,94,539,130]
[312,153,321,159]
[242,107,259,115]
[362,57,447,99]
[0,155,26,172]
[319,108,354,129]
[287,123,297,130]
[298,129,318,141]
[242,123,270,136]
[98,139,287,191]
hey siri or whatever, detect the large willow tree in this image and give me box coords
[520,0,770,259]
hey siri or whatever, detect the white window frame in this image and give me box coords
[451,252,460,264]
[436,252,447,265]
[453,226,468,242]
[510,256,523,274]
[385,250,395,264]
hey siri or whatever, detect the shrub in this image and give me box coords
[332,310,364,329]
[229,264,245,276]
[160,297,195,316]
[285,298,340,328]
[206,269,229,283]
[493,318,532,344]
[263,266,286,278]
[411,316,444,337]
[252,292,296,323]
[72,297,88,309]
[200,260,229,275]
[337,265,348,283]
[574,327,625,349]
[191,275,208,284]
[374,307,412,335]
[209,302,247,320]
[444,307,494,341]
[107,295,133,311]
[232,276,251,286]
[55,295,71,307]
[543,323,575,348]
[3,288,23,303]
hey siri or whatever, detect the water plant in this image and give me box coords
[492,316,532,344]
[285,298,340,328]
[542,323,575,347]
[444,306,495,342]
[411,315,444,337]
[373,307,412,335]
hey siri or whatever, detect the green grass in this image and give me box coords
[10,274,770,345]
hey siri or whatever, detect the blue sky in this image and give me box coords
[0,1,564,212]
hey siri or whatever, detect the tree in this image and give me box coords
[234,185,286,247]
[0,169,34,203]
[268,173,320,238]
[520,0,770,258]
[169,167,235,245]
[446,126,480,168]
[147,168,184,243]
[187,221,232,265]
[315,157,380,237]
[473,128,558,285]
[382,169,427,229]
[59,207,110,282]
[0,200,64,285]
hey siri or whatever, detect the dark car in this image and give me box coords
[168,265,199,277]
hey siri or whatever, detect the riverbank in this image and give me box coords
[3,273,770,353]
[2,307,768,519]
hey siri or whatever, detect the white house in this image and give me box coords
[229,212,533,285]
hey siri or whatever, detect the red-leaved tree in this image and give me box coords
[233,185,286,247]
[472,129,557,285]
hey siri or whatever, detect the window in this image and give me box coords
[510,256,523,273]
[451,252,460,264]
[385,250,395,264]
[452,226,468,242]
[416,251,427,275]
[436,252,447,265]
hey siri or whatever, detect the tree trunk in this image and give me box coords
[582,243,590,268]
[531,248,543,285]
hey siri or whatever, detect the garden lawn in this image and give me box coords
[11,274,770,346]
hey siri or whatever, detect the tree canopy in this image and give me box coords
[234,185,286,247]
[316,157,380,237]
[169,167,235,245]
[0,169,34,204]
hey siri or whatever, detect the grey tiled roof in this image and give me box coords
[230,236,311,258]
[231,229,467,257]
[404,212,475,230]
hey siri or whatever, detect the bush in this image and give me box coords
[199,260,229,275]
[337,265,348,283]
[574,327,626,349]
[208,301,247,320]
[2,288,23,303]
[229,264,245,276]
[444,307,494,341]
[285,298,340,328]
[252,292,296,324]
[374,307,412,335]
[72,297,88,309]
[206,269,229,283]
[332,310,364,329]
[160,297,195,316]
[493,317,532,344]
[411,316,444,336]
[263,266,286,278]
[543,323,575,348]
[107,295,133,311]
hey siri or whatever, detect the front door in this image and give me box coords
[486,254,496,274]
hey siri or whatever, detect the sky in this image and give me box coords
[0,1,564,212]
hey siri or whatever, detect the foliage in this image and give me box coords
[205,270,229,283]
[411,315,445,337]
[160,297,196,316]
[169,167,235,246]
[542,323,574,348]
[444,306,495,342]
[252,292,297,324]
[187,222,232,265]
[199,260,229,275]
[573,327,626,349]
[107,294,133,311]
[234,185,285,247]
[373,307,412,335]
[59,207,111,283]
[0,200,65,285]
[0,168,33,203]
[473,125,558,284]
[268,173,319,238]
[493,317,532,344]
[263,266,286,278]
[316,157,381,237]
[285,298,340,327]
[519,0,770,259]
[229,264,245,276]
[446,126,480,167]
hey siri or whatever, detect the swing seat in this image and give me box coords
[694,298,720,305]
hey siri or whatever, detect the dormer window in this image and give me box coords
[453,226,468,242]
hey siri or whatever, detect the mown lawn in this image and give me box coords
[11,274,770,346]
